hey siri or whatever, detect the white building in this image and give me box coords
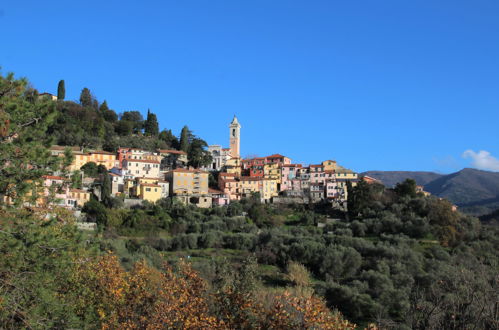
[123,159,161,178]
[206,145,232,171]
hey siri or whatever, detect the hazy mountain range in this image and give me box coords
[362,168,499,216]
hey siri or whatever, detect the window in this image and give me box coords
[146,188,151,192]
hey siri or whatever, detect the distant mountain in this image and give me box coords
[424,168,499,215]
[362,168,499,216]
[361,171,443,188]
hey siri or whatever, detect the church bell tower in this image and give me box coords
[229,115,241,158]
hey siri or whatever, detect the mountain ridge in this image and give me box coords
[362,168,499,215]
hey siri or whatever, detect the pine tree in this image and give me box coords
[144,109,159,136]
[57,79,65,100]
[79,87,92,107]
[159,129,179,148]
[179,125,191,152]
[0,72,61,205]
[188,137,212,168]
[99,100,109,112]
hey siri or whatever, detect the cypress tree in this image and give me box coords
[179,125,191,152]
[144,109,159,136]
[57,80,65,100]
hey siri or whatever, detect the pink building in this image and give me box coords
[218,172,239,200]
[280,164,302,191]
[309,164,325,183]
[209,188,230,206]
[326,180,340,199]
[40,175,72,208]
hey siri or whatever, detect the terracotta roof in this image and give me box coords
[209,188,224,194]
[266,154,286,158]
[158,149,187,155]
[126,159,160,164]
[282,164,302,167]
[42,175,66,180]
[310,164,323,168]
[222,148,231,151]
[324,170,335,174]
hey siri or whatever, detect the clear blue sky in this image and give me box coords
[1,1,498,173]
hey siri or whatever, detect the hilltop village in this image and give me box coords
[34,116,360,210]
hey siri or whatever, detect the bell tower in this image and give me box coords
[229,115,241,158]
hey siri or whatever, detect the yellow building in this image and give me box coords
[69,150,117,171]
[238,177,260,198]
[260,178,279,200]
[126,177,169,202]
[264,163,281,182]
[166,168,209,196]
[322,160,337,171]
[225,157,241,176]
[69,189,91,207]
[138,183,162,202]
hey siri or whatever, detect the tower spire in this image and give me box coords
[229,115,241,158]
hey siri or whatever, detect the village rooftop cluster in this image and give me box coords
[32,116,362,209]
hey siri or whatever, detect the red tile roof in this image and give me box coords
[266,154,286,158]
[42,175,66,180]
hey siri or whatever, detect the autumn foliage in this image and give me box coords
[69,255,355,329]
[71,255,222,329]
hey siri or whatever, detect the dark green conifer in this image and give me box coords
[57,79,65,100]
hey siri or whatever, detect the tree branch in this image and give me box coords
[0,117,42,143]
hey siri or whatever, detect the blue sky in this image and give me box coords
[1,1,498,173]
